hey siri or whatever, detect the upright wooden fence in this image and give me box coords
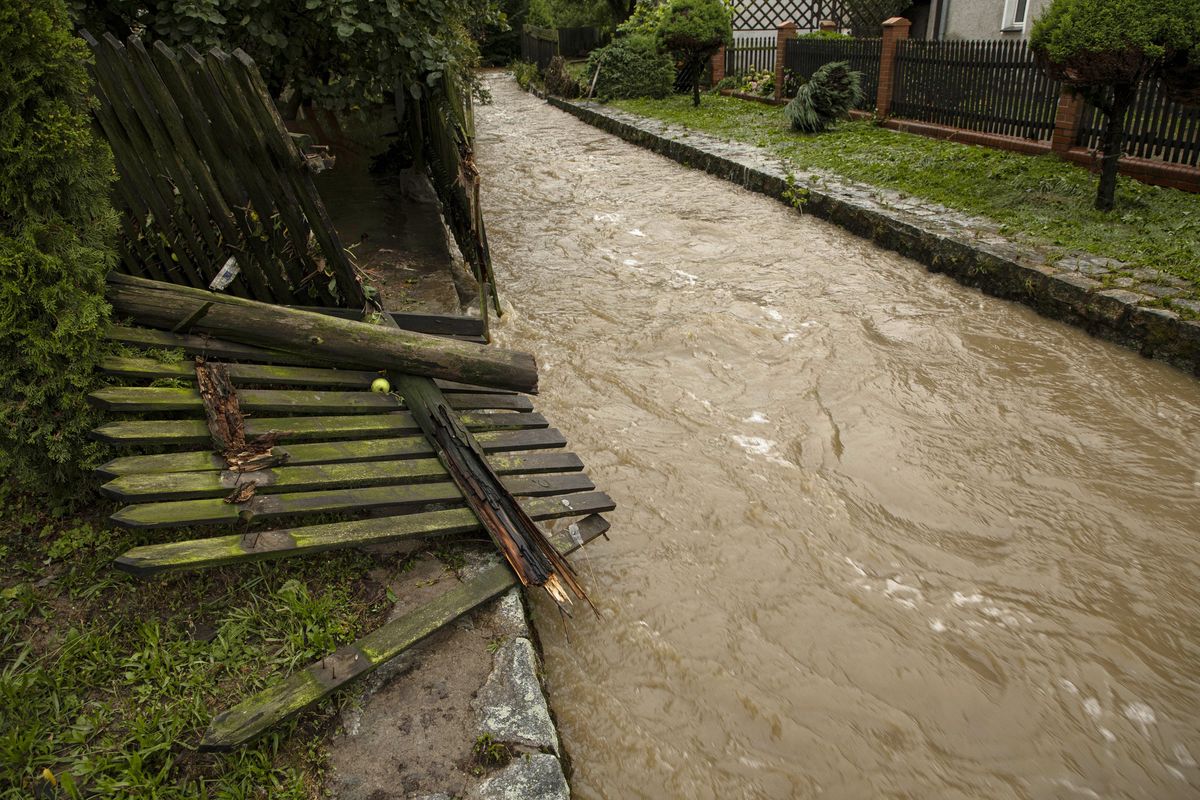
[83,32,367,308]
[784,37,881,109]
[1078,80,1200,167]
[891,39,1062,142]
[725,35,776,77]
[557,26,602,57]
[521,25,559,71]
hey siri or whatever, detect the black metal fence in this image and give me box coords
[1078,80,1200,167]
[725,35,776,77]
[783,36,881,108]
[891,39,1062,141]
[521,25,558,72]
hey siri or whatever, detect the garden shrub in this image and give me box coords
[586,35,674,99]
[544,55,581,97]
[0,0,116,494]
[510,59,542,90]
[784,60,862,132]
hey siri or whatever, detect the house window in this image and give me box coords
[1002,0,1028,31]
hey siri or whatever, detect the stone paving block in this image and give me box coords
[468,754,570,800]
[474,638,559,753]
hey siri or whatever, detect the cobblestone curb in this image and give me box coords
[548,96,1200,377]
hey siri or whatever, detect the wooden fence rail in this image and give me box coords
[83,32,368,309]
[725,36,776,77]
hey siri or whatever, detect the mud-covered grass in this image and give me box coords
[0,488,407,799]
[609,94,1200,292]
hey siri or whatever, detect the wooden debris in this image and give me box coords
[107,274,538,393]
[199,513,609,750]
[395,375,593,611]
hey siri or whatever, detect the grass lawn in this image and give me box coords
[609,94,1200,296]
[0,488,419,799]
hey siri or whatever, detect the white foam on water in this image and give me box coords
[929,618,947,633]
[671,269,698,285]
[763,307,783,321]
[628,228,646,237]
[1083,698,1102,719]
[623,258,641,266]
[1100,728,1117,743]
[730,435,794,467]
[952,591,984,606]
[782,333,799,342]
[745,411,769,424]
[1059,679,1079,694]
[1174,743,1197,767]
[592,212,621,223]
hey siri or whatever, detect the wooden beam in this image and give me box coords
[199,513,608,750]
[91,411,549,447]
[96,428,569,477]
[110,472,595,528]
[102,451,585,501]
[116,492,614,575]
[89,386,533,414]
[106,274,537,393]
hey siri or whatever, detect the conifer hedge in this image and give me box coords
[0,0,116,493]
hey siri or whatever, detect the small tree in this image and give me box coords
[655,0,731,106]
[1031,0,1200,211]
[784,61,862,132]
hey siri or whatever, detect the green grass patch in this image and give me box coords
[0,488,404,799]
[609,94,1200,294]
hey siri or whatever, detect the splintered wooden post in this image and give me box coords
[392,375,593,611]
[199,513,609,750]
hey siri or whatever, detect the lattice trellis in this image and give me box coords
[733,0,910,36]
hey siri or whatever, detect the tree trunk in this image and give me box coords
[693,76,701,106]
[1095,83,1136,212]
[106,274,539,393]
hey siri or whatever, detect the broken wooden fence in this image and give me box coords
[83,31,368,309]
[91,279,612,747]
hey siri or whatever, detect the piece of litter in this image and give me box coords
[209,256,240,291]
[568,523,583,547]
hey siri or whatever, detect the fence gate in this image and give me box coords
[83,31,368,309]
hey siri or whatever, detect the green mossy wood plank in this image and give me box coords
[116,491,615,575]
[97,428,569,477]
[103,451,585,501]
[102,356,380,388]
[111,472,595,528]
[89,386,533,414]
[199,513,609,750]
[91,411,548,447]
[106,274,536,392]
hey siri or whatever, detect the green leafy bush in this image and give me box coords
[0,0,116,494]
[654,0,731,105]
[511,59,542,90]
[544,55,582,97]
[784,60,862,132]
[796,30,854,41]
[586,35,674,99]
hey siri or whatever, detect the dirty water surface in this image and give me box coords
[475,75,1200,800]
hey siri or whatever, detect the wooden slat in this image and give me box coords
[199,512,608,750]
[102,356,379,388]
[96,428,569,477]
[103,451,585,501]
[110,472,594,528]
[117,492,614,575]
[91,411,548,447]
[89,386,533,414]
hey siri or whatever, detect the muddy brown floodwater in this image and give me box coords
[475,75,1200,799]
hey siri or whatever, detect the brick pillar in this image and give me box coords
[1051,88,1085,154]
[876,16,911,118]
[711,45,726,87]
[774,21,798,102]
[819,19,838,32]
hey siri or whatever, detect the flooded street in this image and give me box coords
[474,75,1200,799]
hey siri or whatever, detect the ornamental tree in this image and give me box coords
[1030,0,1200,211]
[784,61,862,132]
[655,0,731,106]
